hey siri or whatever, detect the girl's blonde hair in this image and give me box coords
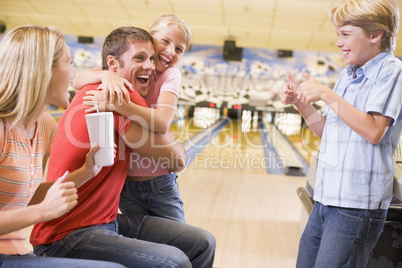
[149,14,192,52]
[0,25,64,127]
[329,0,399,51]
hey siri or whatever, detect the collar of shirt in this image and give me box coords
[346,51,394,80]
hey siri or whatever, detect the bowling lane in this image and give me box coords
[184,118,268,174]
[273,112,321,165]
[172,111,321,174]
[284,127,321,165]
[169,118,204,143]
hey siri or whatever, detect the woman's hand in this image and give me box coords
[39,171,78,221]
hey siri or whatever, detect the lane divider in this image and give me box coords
[184,119,228,167]
[258,121,285,175]
[172,117,186,125]
[273,124,309,176]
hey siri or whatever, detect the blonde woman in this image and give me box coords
[0,25,122,268]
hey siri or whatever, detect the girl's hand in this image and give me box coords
[83,90,116,113]
[99,70,133,105]
[40,171,78,221]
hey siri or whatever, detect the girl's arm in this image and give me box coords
[73,68,133,105]
[123,124,186,172]
[114,91,178,134]
[72,67,103,89]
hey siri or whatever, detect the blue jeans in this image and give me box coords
[0,253,123,268]
[120,173,185,223]
[34,214,215,268]
[297,202,387,268]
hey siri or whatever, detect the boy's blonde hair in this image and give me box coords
[0,25,65,127]
[149,14,192,52]
[329,0,399,51]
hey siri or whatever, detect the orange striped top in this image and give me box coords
[0,113,57,254]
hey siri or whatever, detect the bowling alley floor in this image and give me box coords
[174,117,320,268]
[179,167,306,268]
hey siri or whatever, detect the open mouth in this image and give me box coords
[159,54,171,67]
[137,75,150,84]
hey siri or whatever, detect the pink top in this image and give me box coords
[127,67,181,177]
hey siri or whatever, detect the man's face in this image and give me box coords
[114,40,155,96]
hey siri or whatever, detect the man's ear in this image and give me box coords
[107,55,119,71]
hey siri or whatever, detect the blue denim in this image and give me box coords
[34,214,216,268]
[297,202,387,268]
[120,172,185,223]
[0,253,123,268]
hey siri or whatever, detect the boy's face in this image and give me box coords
[336,25,381,67]
[114,40,155,97]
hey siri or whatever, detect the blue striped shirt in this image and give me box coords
[314,51,402,210]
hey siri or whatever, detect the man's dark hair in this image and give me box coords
[102,26,153,70]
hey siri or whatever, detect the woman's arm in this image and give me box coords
[30,145,101,205]
[0,171,77,236]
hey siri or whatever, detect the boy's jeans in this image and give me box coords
[297,202,386,268]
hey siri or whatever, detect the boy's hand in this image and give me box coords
[297,69,326,103]
[279,71,299,105]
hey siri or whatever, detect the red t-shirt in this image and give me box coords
[30,84,147,246]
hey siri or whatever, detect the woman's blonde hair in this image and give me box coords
[0,25,65,127]
[149,14,192,52]
[329,0,399,51]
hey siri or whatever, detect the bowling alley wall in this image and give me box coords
[64,33,346,112]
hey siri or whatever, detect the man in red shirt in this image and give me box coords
[31,27,215,268]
